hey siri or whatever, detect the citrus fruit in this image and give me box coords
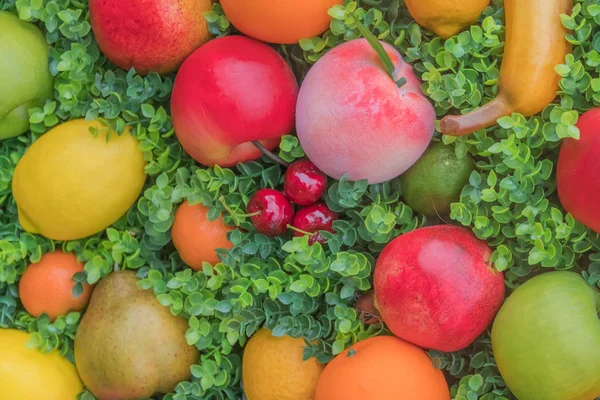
[220,0,343,44]
[405,0,490,39]
[0,329,84,400]
[242,328,324,400]
[19,251,94,321]
[401,141,474,217]
[315,335,450,400]
[12,119,146,241]
[171,201,234,269]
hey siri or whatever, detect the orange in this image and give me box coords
[220,0,343,44]
[315,336,450,400]
[171,201,233,269]
[242,328,324,400]
[19,251,94,321]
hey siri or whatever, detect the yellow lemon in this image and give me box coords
[242,328,324,400]
[405,0,490,39]
[0,329,83,400]
[12,119,146,241]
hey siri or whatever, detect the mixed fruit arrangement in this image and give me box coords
[0,0,599,399]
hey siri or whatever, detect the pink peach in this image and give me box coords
[296,38,435,184]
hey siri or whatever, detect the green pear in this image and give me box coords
[491,271,600,400]
[0,11,54,140]
[74,271,199,400]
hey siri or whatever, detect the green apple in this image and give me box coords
[0,11,53,140]
[491,271,600,400]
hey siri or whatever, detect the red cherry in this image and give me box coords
[247,189,294,236]
[284,160,327,206]
[291,203,337,244]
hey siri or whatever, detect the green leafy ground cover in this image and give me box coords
[0,0,599,399]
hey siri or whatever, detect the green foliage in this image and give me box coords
[1,0,600,400]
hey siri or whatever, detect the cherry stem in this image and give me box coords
[252,141,290,167]
[286,224,317,237]
[219,196,261,225]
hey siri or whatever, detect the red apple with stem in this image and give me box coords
[171,36,299,168]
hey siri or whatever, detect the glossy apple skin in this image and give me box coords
[492,272,600,400]
[171,36,299,167]
[296,38,435,184]
[557,108,600,233]
[90,0,211,74]
[247,189,294,236]
[0,11,54,140]
[374,225,505,352]
[292,203,337,244]
[284,160,327,206]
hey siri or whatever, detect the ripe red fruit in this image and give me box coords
[170,35,299,167]
[368,225,505,352]
[557,108,600,232]
[284,160,327,206]
[247,189,294,236]
[89,0,212,75]
[292,203,337,244]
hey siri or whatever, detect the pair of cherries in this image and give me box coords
[247,160,337,244]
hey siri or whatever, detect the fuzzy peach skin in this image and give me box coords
[90,0,211,75]
[296,38,435,184]
[171,36,299,167]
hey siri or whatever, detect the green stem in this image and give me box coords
[219,197,261,226]
[287,224,317,237]
[350,11,405,87]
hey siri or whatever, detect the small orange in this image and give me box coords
[171,201,233,269]
[315,336,450,400]
[242,328,324,400]
[220,0,344,44]
[19,251,94,321]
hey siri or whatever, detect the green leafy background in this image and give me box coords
[1,0,599,399]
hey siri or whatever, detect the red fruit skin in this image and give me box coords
[296,38,435,184]
[374,225,505,352]
[284,160,328,205]
[292,203,337,244]
[247,189,294,237]
[557,108,600,232]
[89,0,210,74]
[171,36,299,167]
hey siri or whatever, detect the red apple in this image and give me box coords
[90,0,212,75]
[296,38,435,184]
[557,108,600,232]
[366,225,505,352]
[171,36,299,167]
